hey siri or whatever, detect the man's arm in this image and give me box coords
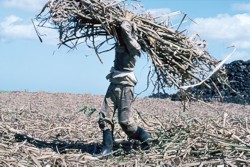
[120,20,141,55]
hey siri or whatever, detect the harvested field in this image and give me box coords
[1,91,250,166]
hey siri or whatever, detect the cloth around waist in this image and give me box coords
[106,67,137,86]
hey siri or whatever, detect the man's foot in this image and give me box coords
[130,126,150,150]
[93,129,113,157]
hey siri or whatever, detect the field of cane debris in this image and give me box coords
[1,91,250,166]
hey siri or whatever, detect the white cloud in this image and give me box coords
[188,13,250,49]
[229,50,250,62]
[145,8,189,28]
[232,3,250,11]
[0,15,35,39]
[2,0,47,12]
[232,41,250,49]
[0,15,58,44]
[146,8,172,17]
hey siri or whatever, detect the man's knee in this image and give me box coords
[119,120,129,129]
[119,120,137,136]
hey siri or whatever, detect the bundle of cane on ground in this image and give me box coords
[35,0,233,94]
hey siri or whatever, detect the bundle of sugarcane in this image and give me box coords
[35,0,232,91]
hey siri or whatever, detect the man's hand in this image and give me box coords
[125,11,134,21]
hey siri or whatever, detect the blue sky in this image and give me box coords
[0,0,250,97]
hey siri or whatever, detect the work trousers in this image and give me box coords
[99,83,138,137]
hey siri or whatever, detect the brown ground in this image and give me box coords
[0,91,250,166]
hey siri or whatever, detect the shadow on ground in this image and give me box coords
[14,133,139,156]
[15,133,100,155]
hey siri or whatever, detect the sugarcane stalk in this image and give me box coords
[35,0,228,93]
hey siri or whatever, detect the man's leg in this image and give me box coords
[94,84,117,157]
[118,86,150,150]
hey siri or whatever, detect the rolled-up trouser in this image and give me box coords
[99,83,138,137]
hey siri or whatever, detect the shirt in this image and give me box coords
[106,20,141,86]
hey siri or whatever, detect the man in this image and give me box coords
[94,19,150,157]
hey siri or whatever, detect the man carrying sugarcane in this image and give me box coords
[94,18,150,157]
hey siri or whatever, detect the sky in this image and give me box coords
[0,0,250,97]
